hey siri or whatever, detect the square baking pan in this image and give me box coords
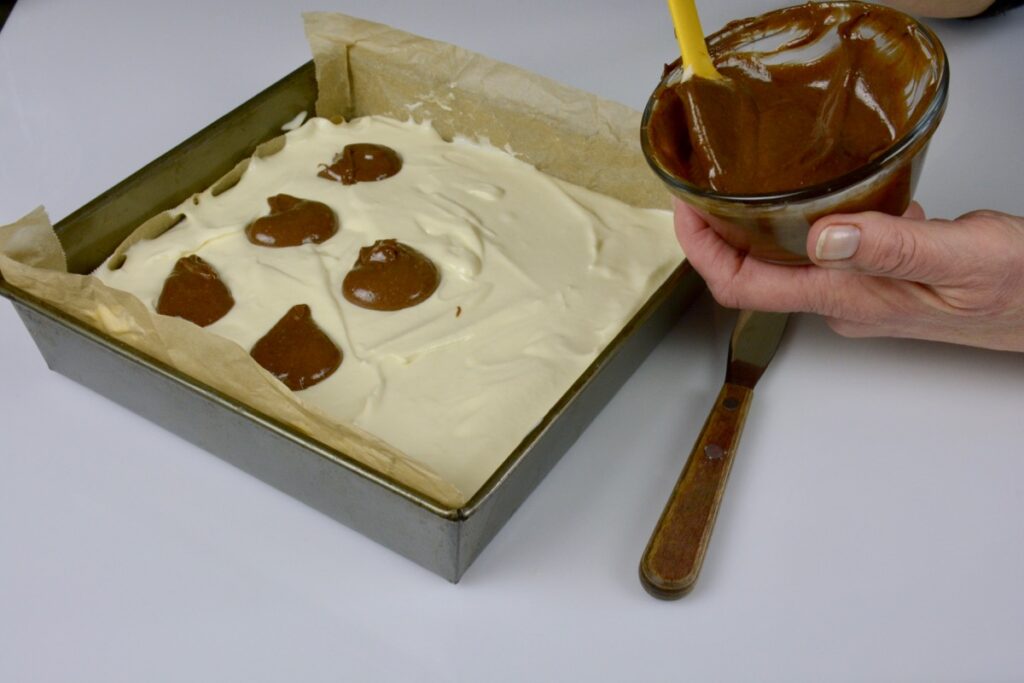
[0,61,702,582]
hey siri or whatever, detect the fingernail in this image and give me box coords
[815,225,861,261]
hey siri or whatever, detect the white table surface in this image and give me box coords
[2,1,1023,680]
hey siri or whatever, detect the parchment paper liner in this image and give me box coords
[0,12,669,508]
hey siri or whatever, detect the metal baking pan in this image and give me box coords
[0,61,702,582]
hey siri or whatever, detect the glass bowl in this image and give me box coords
[640,1,949,264]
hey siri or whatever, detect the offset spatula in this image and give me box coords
[640,310,789,599]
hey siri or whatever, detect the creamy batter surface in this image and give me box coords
[97,116,682,495]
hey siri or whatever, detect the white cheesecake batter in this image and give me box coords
[96,115,682,496]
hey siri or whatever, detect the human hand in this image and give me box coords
[673,198,1024,352]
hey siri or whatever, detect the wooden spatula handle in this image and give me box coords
[640,382,753,599]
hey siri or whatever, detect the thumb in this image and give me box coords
[807,210,958,283]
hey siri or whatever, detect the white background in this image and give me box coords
[2,1,1023,681]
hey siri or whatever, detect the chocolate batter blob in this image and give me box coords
[342,240,440,311]
[250,304,342,391]
[318,143,403,185]
[648,2,939,195]
[245,194,338,247]
[156,255,235,327]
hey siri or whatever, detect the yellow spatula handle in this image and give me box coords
[667,0,722,80]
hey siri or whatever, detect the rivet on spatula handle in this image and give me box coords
[639,382,752,599]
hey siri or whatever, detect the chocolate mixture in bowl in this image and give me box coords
[647,2,942,196]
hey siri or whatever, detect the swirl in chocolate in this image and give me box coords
[156,255,234,327]
[318,143,403,185]
[648,2,940,195]
[342,239,440,311]
[250,304,342,391]
[245,194,338,247]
